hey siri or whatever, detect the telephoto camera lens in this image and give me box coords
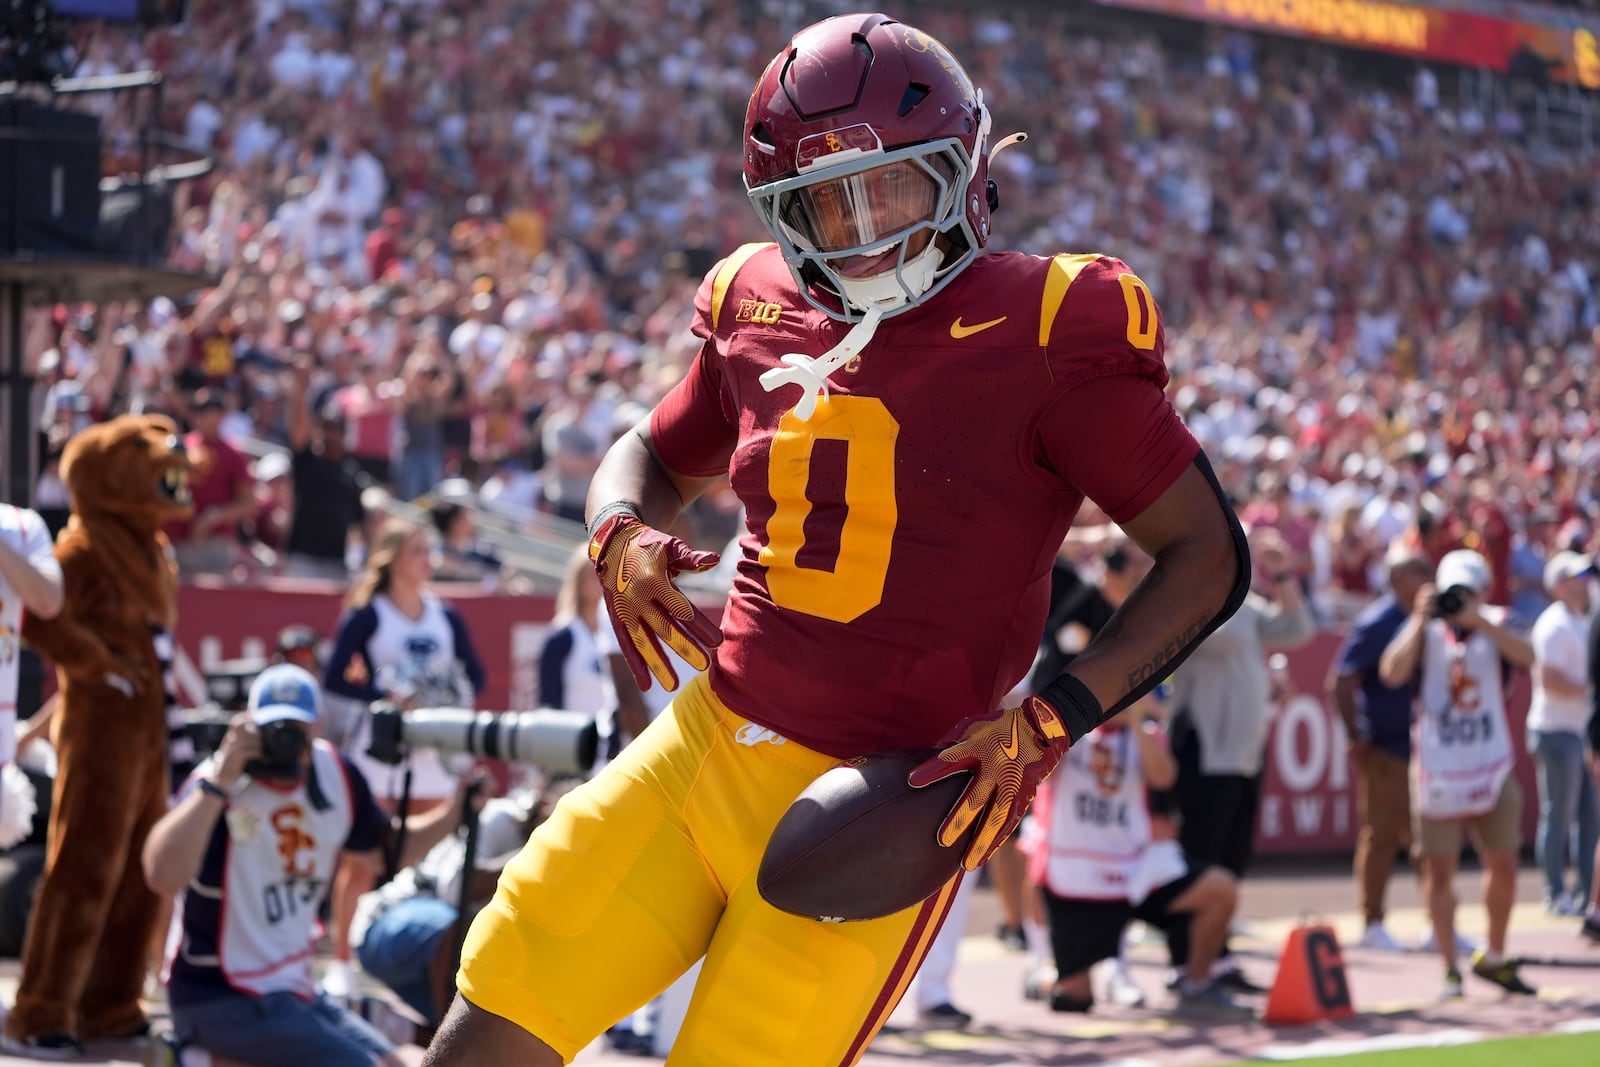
[367,706,599,775]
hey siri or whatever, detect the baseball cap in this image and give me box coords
[247,664,320,726]
[1544,550,1595,591]
[1435,549,1491,595]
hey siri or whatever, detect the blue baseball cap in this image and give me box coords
[247,664,320,726]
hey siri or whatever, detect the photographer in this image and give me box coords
[1379,549,1536,999]
[350,792,541,1039]
[143,665,477,1067]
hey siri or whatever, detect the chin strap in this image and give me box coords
[758,305,885,420]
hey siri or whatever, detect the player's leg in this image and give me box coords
[441,675,837,1064]
[669,871,967,1064]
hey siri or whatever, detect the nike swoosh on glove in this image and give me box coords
[907,695,1071,871]
[588,513,723,691]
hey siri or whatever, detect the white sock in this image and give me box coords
[1024,920,1050,963]
[1478,948,1502,966]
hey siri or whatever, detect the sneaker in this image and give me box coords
[1175,981,1255,1022]
[1470,949,1537,996]
[1103,963,1147,1008]
[1357,922,1403,951]
[919,1003,972,1029]
[1214,967,1268,995]
[0,1033,87,1060]
[996,924,1027,952]
[1023,962,1057,1002]
[1581,913,1600,943]
[1546,892,1583,917]
[1441,966,1464,999]
[319,958,355,1000]
[1049,989,1095,1013]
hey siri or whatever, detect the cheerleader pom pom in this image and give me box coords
[0,763,37,851]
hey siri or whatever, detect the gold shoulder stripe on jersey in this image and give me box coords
[1038,252,1102,347]
[950,315,1006,339]
[710,243,774,330]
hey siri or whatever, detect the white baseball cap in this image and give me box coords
[1544,550,1595,591]
[1435,549,1491,595]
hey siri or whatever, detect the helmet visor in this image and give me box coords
[777,156,953,255]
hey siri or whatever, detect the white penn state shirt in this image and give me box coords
[0,506,60,765]
[1415,609,1515,819]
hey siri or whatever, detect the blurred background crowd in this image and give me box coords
[22,0,1600,622]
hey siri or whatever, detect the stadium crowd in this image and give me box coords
[22,0,1600,602]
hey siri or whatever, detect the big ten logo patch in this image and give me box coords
[270,804,317,879]
[735,299,783,325]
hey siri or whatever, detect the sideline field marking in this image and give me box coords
[1557,1017,1600,1034]
[1256,1028,1484,1060]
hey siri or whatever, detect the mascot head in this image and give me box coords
[60,414,193,529]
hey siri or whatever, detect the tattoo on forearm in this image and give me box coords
[1126,615,1209,690]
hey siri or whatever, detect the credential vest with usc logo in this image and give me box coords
[164,741,359,1002]
[1414,609,1514,820]
[1039,726,1152,899]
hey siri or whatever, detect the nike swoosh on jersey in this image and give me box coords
[949,315,1007,339]
[1000,716,1019,760]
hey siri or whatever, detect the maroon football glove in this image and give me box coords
[587,513,723,691]
[907,695,1071,871]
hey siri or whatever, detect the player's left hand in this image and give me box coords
[588,513,723,691]
[908,696,1072,871]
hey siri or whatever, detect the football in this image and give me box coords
[757,749,974,922]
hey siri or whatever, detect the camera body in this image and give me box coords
[248,720,309,782]
[1432,586,1468,619]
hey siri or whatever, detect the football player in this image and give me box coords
[426,13,1250,1066]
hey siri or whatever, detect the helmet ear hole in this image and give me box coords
[986,179,1000,213]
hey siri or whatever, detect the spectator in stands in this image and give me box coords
[429,502,503,586]
[144,664,476,1067]
[1509,507,1561,630]
[1165,527,1315,990]
[286,357,367,580]
[1379,550,1537,997]
[1330,543,1432,951]
[1527,551,1598,916]
[396,346,454,503]
[166,388,255,574]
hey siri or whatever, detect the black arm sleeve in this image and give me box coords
[1037,451,1251,744]
[444,607,488,698]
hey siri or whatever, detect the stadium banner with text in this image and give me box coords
[1096,0,1600,88]
[166,581,1537,855]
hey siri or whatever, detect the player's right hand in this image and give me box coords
[588,513,723,691]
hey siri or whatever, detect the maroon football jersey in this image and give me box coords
[651,244,1199,758]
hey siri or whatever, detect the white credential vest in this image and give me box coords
[1415,614,1514,819]
[168,741,356,998]
[0,507,58,765]
[1042,726,1151,900]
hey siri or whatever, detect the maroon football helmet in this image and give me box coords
[743,13,994,320]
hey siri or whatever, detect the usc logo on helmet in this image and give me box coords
[735,299,784,325]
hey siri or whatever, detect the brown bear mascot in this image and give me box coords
[4,415,191,1053]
